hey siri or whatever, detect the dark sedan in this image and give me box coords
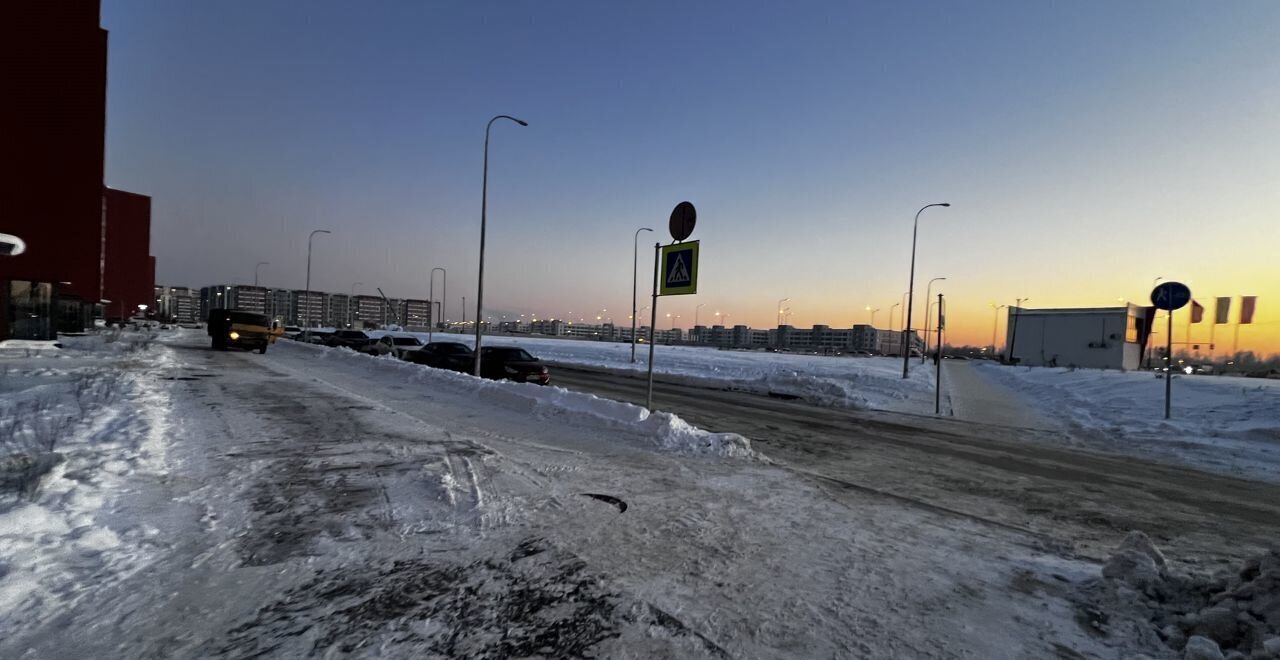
[405,342,474,371]
[479,347,550,385]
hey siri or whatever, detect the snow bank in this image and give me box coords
[973,362,1280,481]
[300,343,762,460]
[385,333,936,412]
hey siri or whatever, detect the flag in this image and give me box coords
[1190,300,1204,323]
[1240,296,1258,325]
[1214,297,1231,324]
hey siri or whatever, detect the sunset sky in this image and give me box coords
[101,1,1280,355]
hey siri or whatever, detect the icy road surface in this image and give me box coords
[1,331,1230,658]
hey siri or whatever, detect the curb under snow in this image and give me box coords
[293,343,764,461]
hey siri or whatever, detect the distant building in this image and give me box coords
[294,290,326,328]
[401,299,432,329]
[325,294,351,328]
[351,295,383,328]
[1005,304,1150,370]
[154,286,198,323]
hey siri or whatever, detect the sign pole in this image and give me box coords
[646,242,660,411]
[935,293,943,415]
[1165,306,1173,419]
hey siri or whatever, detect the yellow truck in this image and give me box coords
[206,310,283,353]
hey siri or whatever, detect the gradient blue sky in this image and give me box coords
[102,1,1280,349]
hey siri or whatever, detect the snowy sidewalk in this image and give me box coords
[945,360,1059,431]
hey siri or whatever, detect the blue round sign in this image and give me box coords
[1150,281,1192,311]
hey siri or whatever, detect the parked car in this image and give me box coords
[363,334,424,358]
[326,329,372,350]
[479,346,550,385]
[301,330,334,345]
[405,341,474,371]
[280,325,303,340]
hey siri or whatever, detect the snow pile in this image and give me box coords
[973,363,1280,482]
[385,333,936,412]
[301,343,761,460]
[1077,531,1280,659]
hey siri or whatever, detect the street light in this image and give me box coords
[430,267,447,328]
[990,303,1007,354]
[474,114,528,377]
[303,229,331,342]
[777,298,790,327]
[254,261,269,287]
[903,202,950,378]
[866,306,881,327]
[922,277,947,364]
[889,302,900,331]
[631,227,654,363]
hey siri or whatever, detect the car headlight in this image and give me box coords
[229,331,240,340]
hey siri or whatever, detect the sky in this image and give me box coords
[101,0,1280,354]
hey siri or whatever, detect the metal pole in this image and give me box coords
[935,294,944,414]
[1165,307,1173,419]
[430,267,446,326]
[474,115,527,377]
[632,227,653,362]
[889,303,899,331]
[646,242,660,410]
[903,203,949,378]
[303,230,330,342]
[922,277,946,364]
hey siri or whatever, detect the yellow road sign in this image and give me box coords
[659,241,699,296]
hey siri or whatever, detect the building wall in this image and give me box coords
[0,2,108,305]
[1006,306,1140,370]
[101,188,154,319]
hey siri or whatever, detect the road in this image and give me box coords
[548,362,1280,564]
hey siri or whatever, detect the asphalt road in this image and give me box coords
[547,362,1280,565]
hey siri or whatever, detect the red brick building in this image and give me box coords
[0,2,155,337]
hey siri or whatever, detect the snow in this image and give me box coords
[0,329,173,627]
[393,331,939,412]
[973,362,1280,482]
[302,342,762,460]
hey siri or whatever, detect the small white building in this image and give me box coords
[1005,304,1149,370]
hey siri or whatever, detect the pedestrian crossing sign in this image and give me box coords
[659,241,699,296]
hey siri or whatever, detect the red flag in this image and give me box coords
[1214,297,1231,324]
[1240,296,1258,324]
[1190,300,1204,323]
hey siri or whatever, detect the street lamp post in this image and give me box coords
[889,302,900,331]
[777,298,790,327]
[990,303,1007,354]
[631,227,653,363]
[430,267,447,328]
[254,262,269,287]
[903,203,950,378]
[474,114,528,377]
[922,277,947,364]
[866,306,881,327]
[303,229,331,342]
